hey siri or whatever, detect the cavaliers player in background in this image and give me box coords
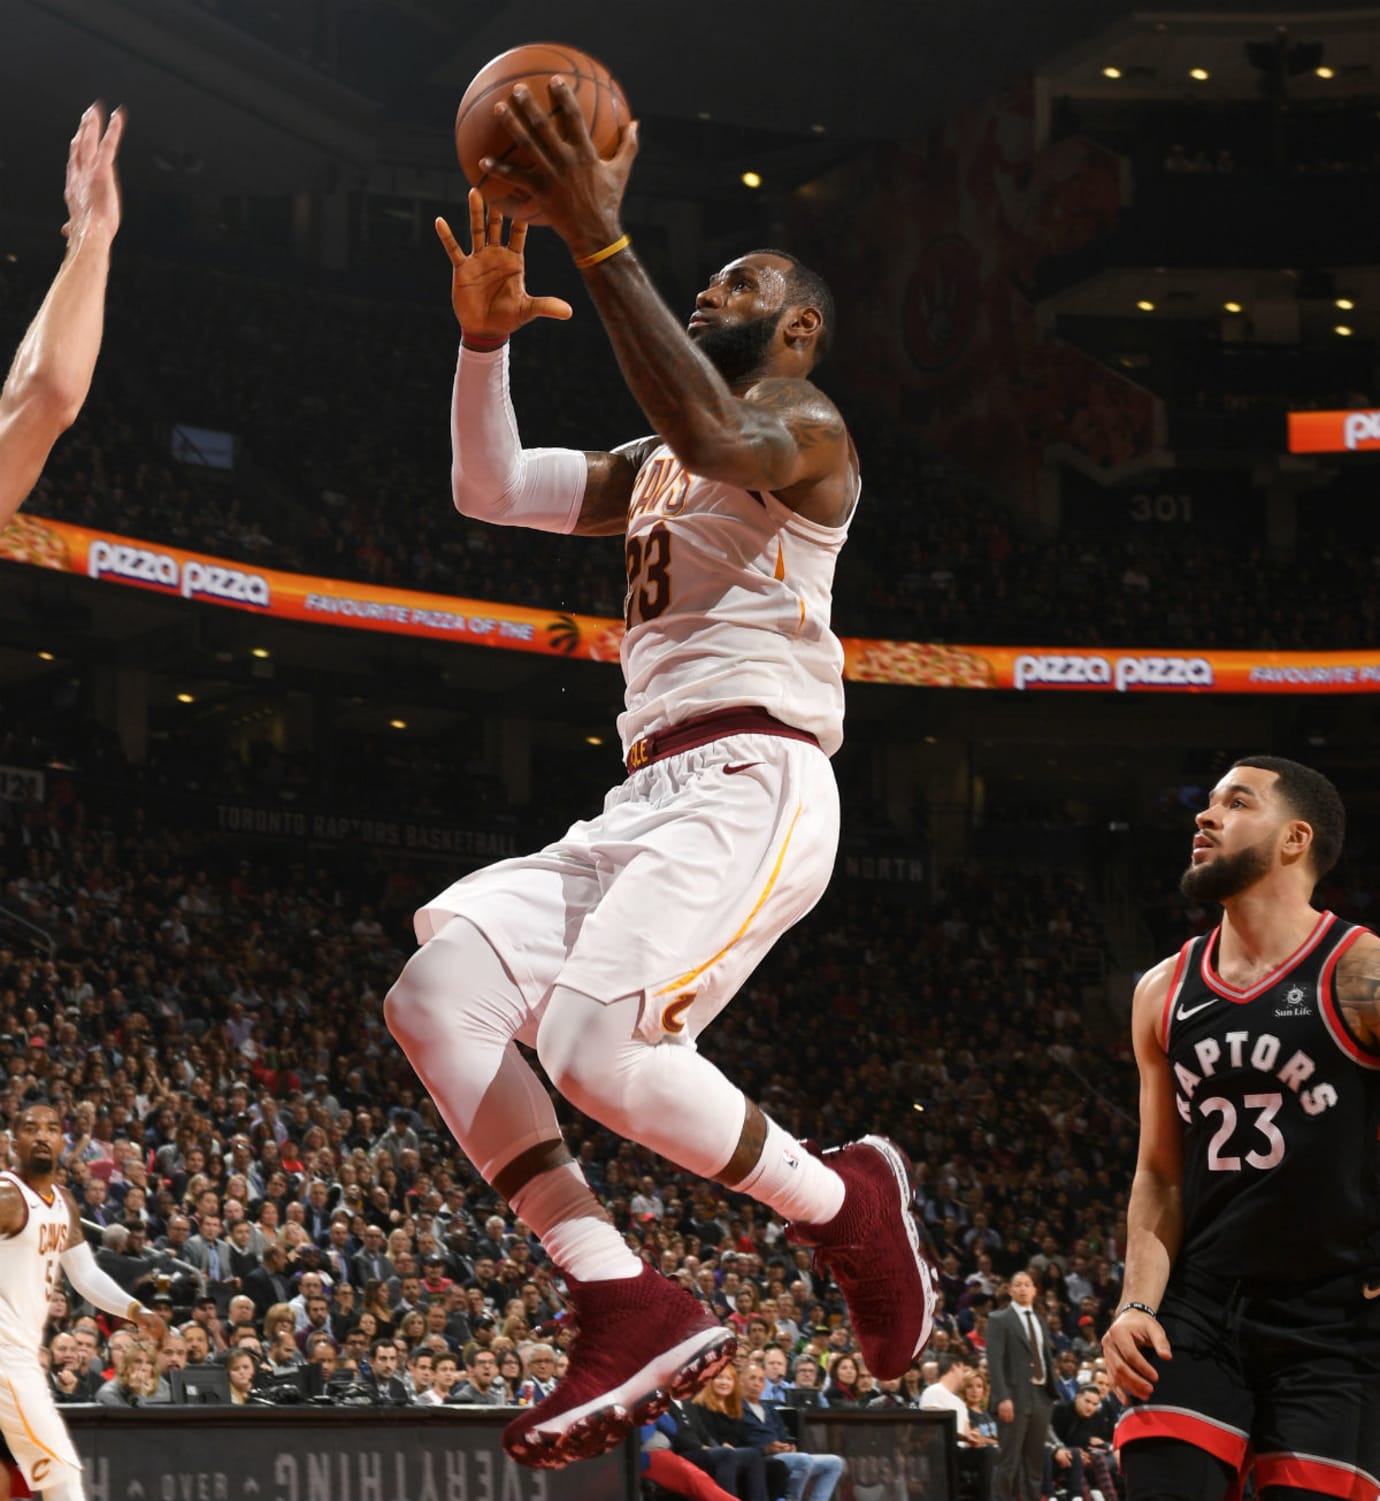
[1105,757,1380,1500]
[0,1103,165,1501]
[385,80,934,1469]
[0,104,124,527]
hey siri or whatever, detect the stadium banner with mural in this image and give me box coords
[5,514,1380,693]
[1288,409,1380,454]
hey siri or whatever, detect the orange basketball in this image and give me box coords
[454,43,629,224]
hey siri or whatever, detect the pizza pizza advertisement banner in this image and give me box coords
[1287,409,1380,454]
[4,514,1380,694]
[0,514,624,662]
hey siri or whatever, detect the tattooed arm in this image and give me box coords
[1334,932,1380,1050]
[576,250,854,524]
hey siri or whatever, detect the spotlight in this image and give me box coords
[251,647,271,659]
[175,692,195,704]
[36,651,55,662]
[1102,66,1122,79]
[1223,301,1243,314]
[1136,300,1156,312]
[1336,298,1356,311]
[1189,68,1210,81]
[389,718,407,729]
[585,735,604,747]
[1335,325,1354,337]
[740,171,763,189]
[1316,66,1335,79]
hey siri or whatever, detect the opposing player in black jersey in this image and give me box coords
[1105,756,1380,1501]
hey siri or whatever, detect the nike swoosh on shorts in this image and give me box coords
[724,763,762,776]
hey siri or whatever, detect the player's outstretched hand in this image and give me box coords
[132,1307,169,1348]
[436,190,573,343]
[62,102,124,243]
[1103,1308,1171,1401]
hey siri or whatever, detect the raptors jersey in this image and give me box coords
[617,444,856,758]
[1163,912,1380,1283]
[0,1172,69,1350]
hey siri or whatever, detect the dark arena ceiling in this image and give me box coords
[4,0,1377,205]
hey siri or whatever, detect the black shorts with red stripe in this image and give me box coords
[1115,1265,1380,1500]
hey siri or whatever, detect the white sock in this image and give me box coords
[510,1162,644,1283]
[736,1115,845,1225]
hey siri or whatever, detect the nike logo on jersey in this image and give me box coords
[1176,999,1218,1022]
[1364,1283,1380,1300]
[724,763,762,776]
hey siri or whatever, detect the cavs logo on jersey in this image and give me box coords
[36,1222,67,1256]
[629,456,692,521]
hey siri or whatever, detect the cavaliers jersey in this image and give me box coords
[616,443,857,759]
[0,1172,69,1350]
[1162,912,1380,1283]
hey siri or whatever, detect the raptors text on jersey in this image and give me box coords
[1162,912,1380,1283]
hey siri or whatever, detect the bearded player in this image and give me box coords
[385,81,935,1469]
[0,1103,166,1500]
[1105,757,1380,1500]
[1,105,124,527]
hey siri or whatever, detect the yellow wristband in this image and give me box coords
[574,234,631,269]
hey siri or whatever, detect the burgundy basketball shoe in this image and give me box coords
[501,1263,736,1469]
[787,1134,937,1379]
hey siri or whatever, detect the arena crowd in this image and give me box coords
[0,738,1140,1497]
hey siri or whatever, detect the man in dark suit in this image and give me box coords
[350,1223,396,1289]
[987,1271,1057,1501]
[244,1243,293,1320]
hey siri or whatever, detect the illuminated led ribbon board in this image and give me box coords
[4,515,1380,694]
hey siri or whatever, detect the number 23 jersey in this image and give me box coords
[617,443,857,760]
[1163,912,1380,1283]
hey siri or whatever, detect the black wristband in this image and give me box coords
[1117,1300,1158,1320]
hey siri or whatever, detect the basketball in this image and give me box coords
[454,43,629,224]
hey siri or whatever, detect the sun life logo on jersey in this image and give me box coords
[1274,984,1311,1019]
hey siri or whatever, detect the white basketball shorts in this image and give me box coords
[416,731,839,1046]
[0,1352,82,1491]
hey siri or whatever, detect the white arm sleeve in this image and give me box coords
[451,343,587,533]
[60,1240,140,1319]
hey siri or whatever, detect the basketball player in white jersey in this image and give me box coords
[1,105,124,527]
[0,1103,165,1500]
[384,82,935,1470]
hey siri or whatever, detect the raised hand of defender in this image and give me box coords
[63,102,125,243]
[435,190,572,344]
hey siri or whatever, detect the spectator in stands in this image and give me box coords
[448,1347,503,1406]
[514,1343,558,1406]
[740,1363,845,1501]
[364,1338,409,1405]
[48,1332,98,1403]
[686,1370,779,1501]
[422,1351,461,1404]
[95,1344,170,1407]
[1052,1384,1119,1500]
[225,1348,257,1406]
[821,1353,862,1408]
[918,1353,983,1444]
